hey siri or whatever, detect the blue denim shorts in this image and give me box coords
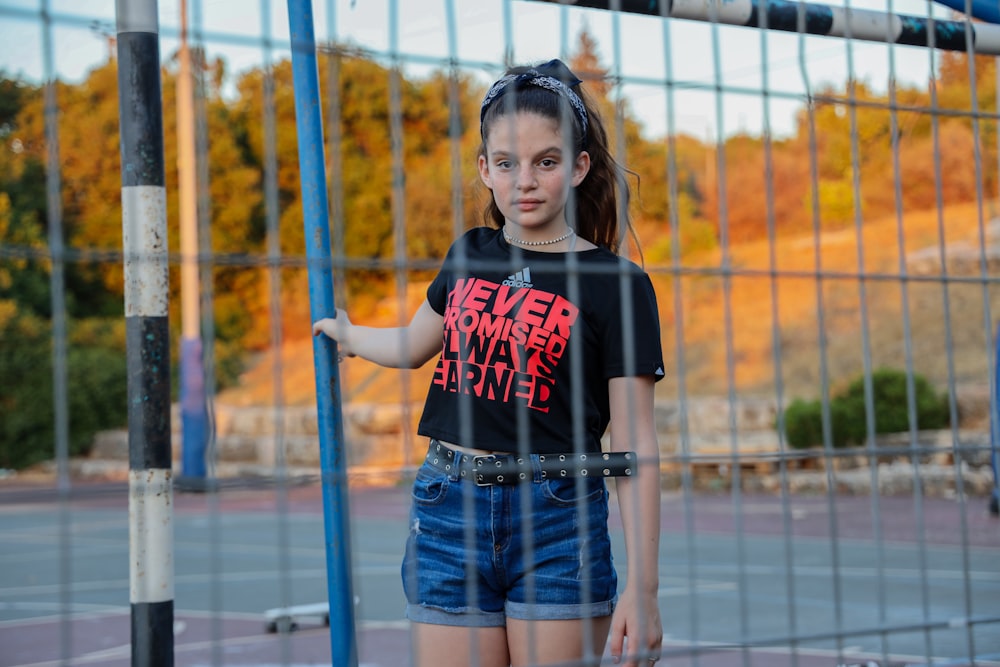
[401,448,618,627]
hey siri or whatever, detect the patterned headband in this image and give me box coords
[480,59,589,138]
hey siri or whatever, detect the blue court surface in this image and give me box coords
[1,478,998,666]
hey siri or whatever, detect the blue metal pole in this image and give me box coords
[932,0,1000,25]
[177,0,209,489]
[991,322,1000,516]
[179,338,208,481]
[285,1,358,663]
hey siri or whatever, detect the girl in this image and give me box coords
[314,59,664,667]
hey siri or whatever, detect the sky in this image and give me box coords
[0,0,958,140]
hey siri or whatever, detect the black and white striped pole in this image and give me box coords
[116,1,174,666]
[532,0,1000,55]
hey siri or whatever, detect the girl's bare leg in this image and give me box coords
[412,621,511,667]
[507,616,612,667]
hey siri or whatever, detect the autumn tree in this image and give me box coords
[0,75,50,317]
[0,70,129,467]
[401,68,484,263]
[569,30,678,257]
[934,50,996,198]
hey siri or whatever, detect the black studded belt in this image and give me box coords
[424,440,636,486]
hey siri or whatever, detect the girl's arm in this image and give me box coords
[312,299,444,369]
[607,374,663,666]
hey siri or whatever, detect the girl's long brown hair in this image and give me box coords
[479,65,637,256]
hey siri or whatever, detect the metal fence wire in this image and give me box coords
[0,1,999,666]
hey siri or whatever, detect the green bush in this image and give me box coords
[781,367,949,449]
[837,367,949,444]
[783,398,822,450]
[0,314,128,470]
[782,396,851,449]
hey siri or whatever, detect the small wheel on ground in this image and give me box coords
[265,617,298,634]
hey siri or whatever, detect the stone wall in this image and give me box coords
[92,397,789,467]
[89,389,996,486]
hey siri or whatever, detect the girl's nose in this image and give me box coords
[516,165,537,190]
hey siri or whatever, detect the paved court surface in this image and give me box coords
[1,476,999,667]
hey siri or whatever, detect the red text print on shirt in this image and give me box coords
[433,277,580,412]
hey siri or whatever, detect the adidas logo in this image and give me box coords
[655,366,665,376]
[503,267,533,288]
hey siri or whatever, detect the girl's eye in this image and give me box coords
[539,158,557,168]
[497,160,513,170]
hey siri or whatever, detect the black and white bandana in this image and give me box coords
[480,59,589,137]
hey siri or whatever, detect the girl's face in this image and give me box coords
[478,111,590,238]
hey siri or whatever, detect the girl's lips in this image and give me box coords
[515,199,542,210]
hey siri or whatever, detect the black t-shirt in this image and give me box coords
[417,227,665,454]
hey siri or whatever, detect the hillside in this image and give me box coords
[219,201,999,408]
[655,200,999,401]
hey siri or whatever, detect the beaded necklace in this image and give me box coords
[503,227,575,247]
